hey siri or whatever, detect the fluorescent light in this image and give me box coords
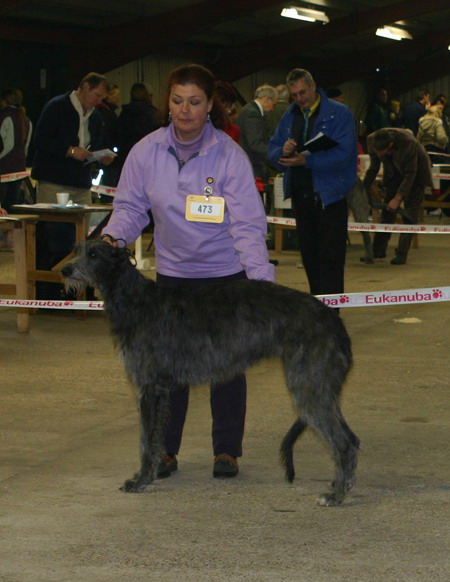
[281,7,329,23]
[376,26,412,41]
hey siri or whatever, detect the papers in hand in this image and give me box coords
[296,132,338,155]
[85,148,116,163]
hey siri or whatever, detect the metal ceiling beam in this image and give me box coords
[0,21,79,44]
[79,0,285,74]
[0,1,281,51]
[0,0,33,16]
[58,0,286,84]
[311,26,450,91]
[213,0,450,81]
[390,52,450,94]
[2,0,449,89]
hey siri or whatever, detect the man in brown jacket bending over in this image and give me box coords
[363,128,433,265]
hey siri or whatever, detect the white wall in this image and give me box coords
[106,54,450,129]
[106,56,186,114]
[398,75,450,107]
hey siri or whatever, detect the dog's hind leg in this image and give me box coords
[361,231,374,264]
[306,405,360,506]
[121,387,170,493]
[280,417,307,483]
[283,337,359,505]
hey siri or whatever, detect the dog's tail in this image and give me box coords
[280,417,306,483]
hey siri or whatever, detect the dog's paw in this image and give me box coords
[317,493,342,507]
[120,477,149,493]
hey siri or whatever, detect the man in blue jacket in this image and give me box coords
[268,68,357,296]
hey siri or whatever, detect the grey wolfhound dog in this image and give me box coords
[348,177,374,264]
[61,240,360,506]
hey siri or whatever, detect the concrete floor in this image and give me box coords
[1,224,450,581]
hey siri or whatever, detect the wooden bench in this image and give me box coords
[0,215,38,333]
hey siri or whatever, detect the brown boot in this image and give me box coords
[157,454,178,478]
[213,453,239,478]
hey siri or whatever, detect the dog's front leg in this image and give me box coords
[121,387,169,493]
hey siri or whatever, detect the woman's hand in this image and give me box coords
[100,234,119,247]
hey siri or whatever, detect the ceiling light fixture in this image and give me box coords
[376,25,413,41]
[281,7,329,24]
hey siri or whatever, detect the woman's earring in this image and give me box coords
[168,111,172,122]
[207,113,211,122]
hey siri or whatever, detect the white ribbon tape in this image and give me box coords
[347,221,450,233]
[2,286,450,311]
[91,185,116,197]
[0,171,31,183]
[317,286,450,309]
[429,151,450,158]
[267,215,450,233]
[0,299,103,310]
[431,173,450,180]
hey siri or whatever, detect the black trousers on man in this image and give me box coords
[291,194,348,296]
[372,191,421,261]
[373,166,424,261]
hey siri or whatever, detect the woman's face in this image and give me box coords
[169,83,212,141]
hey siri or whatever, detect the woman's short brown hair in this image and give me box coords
[162,63,227,130]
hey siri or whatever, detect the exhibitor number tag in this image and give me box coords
[185,194,225,223]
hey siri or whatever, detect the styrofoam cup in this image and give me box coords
[56,192,70,206]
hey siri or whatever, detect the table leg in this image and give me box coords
[13,222,30,332]
[274,209,284,252]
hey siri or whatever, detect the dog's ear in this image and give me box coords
[116,246,138,268]
[111,246,122,258]
[73,241,85,255]
[110,245,135,265]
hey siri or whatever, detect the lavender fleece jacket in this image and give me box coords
[103,123,275,282]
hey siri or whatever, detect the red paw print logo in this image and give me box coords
[339,295,350,304]
[432,289,443,299]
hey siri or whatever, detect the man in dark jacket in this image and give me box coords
[363,128,433,265]
[32,71,114,202]
[0,87,31,212]
[236,85,278,182]
[32,72,114,296]
[96,84,121,187]
[117,82,161,170]
[403,89,430,136]
[365,88,391,134]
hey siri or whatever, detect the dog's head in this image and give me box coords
[60,240,134,294]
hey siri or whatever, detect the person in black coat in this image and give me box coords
[403,89,430,136]
[236,85,278,182]
[96,84,121,186]
[117,83,161,171]
[32,72,114,298]
[0,87,31,212]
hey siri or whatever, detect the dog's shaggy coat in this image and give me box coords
[348,177,373,263]
[61,240,359,506]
